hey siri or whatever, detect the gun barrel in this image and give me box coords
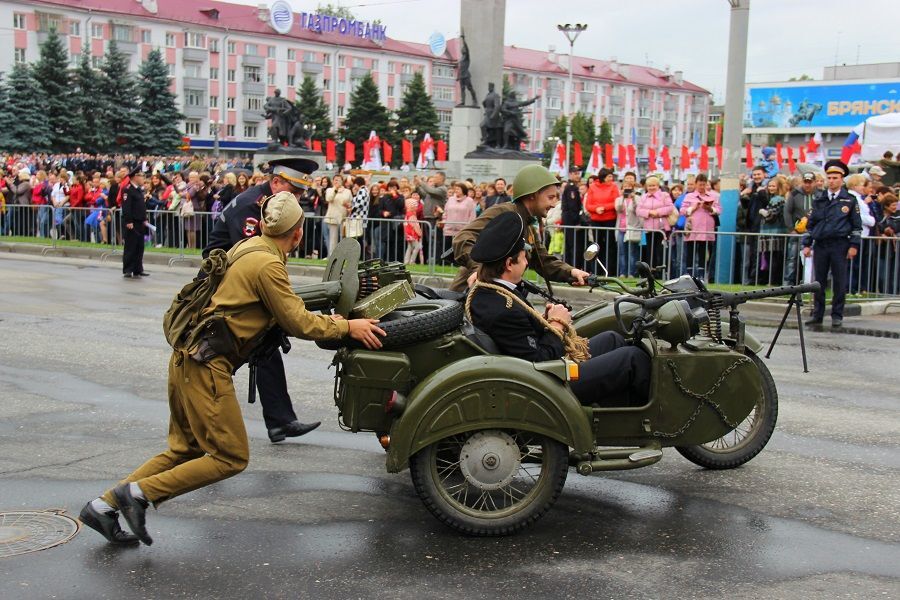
[714,282,820,306]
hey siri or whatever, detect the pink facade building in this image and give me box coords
[3,0,710,155]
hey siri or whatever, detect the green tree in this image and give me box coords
[395,71,438,140]
[0,63,52,152]
[98,40,142,151]
[138,48,184,154]
[340,73,392,163]
[33,27,78,152]
[502,74,513,97]
[316,3,355,18]
[540,115,568,167]
[70,52,109,153]
[598,118,613,147]
[296,75,332,140]
[570,112,595,164]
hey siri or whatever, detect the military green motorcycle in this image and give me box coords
[294,239,818,536]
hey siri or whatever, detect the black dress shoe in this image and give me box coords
[268,420,321,443]
[79,502,140,545]
[137,272,150,277]
[831,318,843,328]
[112,484,153,546]
[804,318,823,326]
[123,273,133,279]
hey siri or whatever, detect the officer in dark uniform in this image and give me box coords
[467,211,651,405]
[121,167,148,278]
[802,159,862,328]
[204,157,321,442]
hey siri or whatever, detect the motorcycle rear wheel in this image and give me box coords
[409,429,569,536]
[675,351,778,469]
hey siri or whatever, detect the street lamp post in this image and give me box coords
[209,119,224,157]
[304,123,318,146]
[404,128,418,168]
[557,23,587,172]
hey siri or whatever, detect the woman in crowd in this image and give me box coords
[442,181,477,262]
[314,176,331,258]
[50,170,71,240]
[365,182,384,259]
[404,191,424,265]
[235,172,250,194]
[615,181,642,277]
[32,170,50,237]
[583,168,620,271]
[680,174,721,280]
[635,175,674,269]
[324,174,350,255]
[875,193,899,294]
[757,174,789,285]
[68,174,87,241]
[14,169,32,237]
[845,174,876,294]
[182,171,204,250]
[85,178,110,244]
[346,176,370,254]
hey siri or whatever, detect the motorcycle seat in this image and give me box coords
[461,320,500,355]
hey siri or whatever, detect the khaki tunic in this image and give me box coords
[449,201,574,291]
[102,235,348,507]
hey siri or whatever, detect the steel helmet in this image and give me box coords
[512,164,560,200]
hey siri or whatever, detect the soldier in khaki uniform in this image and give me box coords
[449,165,591,292]
[79,192,385,546]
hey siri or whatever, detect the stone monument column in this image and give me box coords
[449,0,506,165]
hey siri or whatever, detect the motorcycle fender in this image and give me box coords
[725,323,763,354]
[385,355,594,473]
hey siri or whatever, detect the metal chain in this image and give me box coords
[652,357,751,438]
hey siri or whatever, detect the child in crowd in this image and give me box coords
[404,192,423,265]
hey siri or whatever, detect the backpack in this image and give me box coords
[162,240,267,351]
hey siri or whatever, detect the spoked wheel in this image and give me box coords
[409,429,569,536]
[676,351,778,469]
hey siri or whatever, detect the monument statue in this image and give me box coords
[263,89,310,148]
[500,90,540,150]
[479,82,502,147]
[456,33,478,107]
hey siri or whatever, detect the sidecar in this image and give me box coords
[295,239,778,536]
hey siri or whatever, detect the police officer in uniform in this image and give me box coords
[449,164,591,292]
[802,159,862,328]
[466,211,651,406]
[80,191,386,545]
[121,167,149,278]
[204,158,321,442]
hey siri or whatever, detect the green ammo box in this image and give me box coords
[336,350,411,432]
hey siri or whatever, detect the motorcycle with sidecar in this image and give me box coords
[292,239,818,536]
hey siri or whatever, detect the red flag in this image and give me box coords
[573,141,583,167]
[627,145,636,169]
[382,141,392,165]
[325,139,336,162]
[556,143,566,168]
[312,140,322,153]
[345,140,356,162]
[745,143,754,169]
[401,139,413,164]
[436,139,447,162]
[589,143,601,170]
[305,138,312,150]
[699,145,709,171]
[799,145,807,163]
[715,145,723,167]
[840,140,861,164]
[661,146,671,171]
[806,136,819,153]
[605,144,615,169]
[680,145,690,170]
[714,123,722,147]
[648,146,658,171]
[775,142,784,170]
[650,126,658,149]
[787,146,796,173]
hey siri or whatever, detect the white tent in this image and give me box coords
[860,113,900,160]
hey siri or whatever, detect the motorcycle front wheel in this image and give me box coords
[409,429,569,536]
[675,351,778,469]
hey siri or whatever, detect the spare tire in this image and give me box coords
[317,299,464,351]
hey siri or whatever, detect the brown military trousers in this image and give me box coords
[102,351,249,506]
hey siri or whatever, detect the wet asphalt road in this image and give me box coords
[0,254,898,600]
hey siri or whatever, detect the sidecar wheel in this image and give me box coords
[409,429,569,536]
[675,351,778,469]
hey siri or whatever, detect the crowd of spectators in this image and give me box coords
[1,150,898,294]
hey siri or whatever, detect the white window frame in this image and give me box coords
[226,97,236,109]
[226,124,235,137]
[267,73,276,85]
[287,49,296,60]
[91,23,103,38]
[209,67,219,80]
[69,20,80,36]
[243,65,261,83]
[185,121,201,136]
[165,32,176,47]
[13,13,25,30]
[433,86,455,101]
[184,32,206,49]
[243,125,258,138]
[141,29,151,43]
[267,46,275,58]
[209,38,219,53]
[111,24,133,43]
[227,41,236,54]
[210,95,219,108]
[185,89,205,107]
[287,74,295,87]
[227,69,236,82]
[244,96,264,111]
[244,43,258,56]
[14,48,26,64]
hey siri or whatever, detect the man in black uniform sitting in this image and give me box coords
[204,157,321,442]
[466,211,651,406]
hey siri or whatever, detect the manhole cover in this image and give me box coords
[0,510,80,558]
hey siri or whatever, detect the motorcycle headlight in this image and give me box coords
[655,299,709,347]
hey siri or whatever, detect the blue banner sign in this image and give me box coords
[744,81,900,129]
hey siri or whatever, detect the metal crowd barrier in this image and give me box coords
[2,204,898,296]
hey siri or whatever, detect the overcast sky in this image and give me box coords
[231,0,900,101]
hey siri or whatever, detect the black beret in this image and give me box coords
[471,211,526,263]
[824,159,849,177]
